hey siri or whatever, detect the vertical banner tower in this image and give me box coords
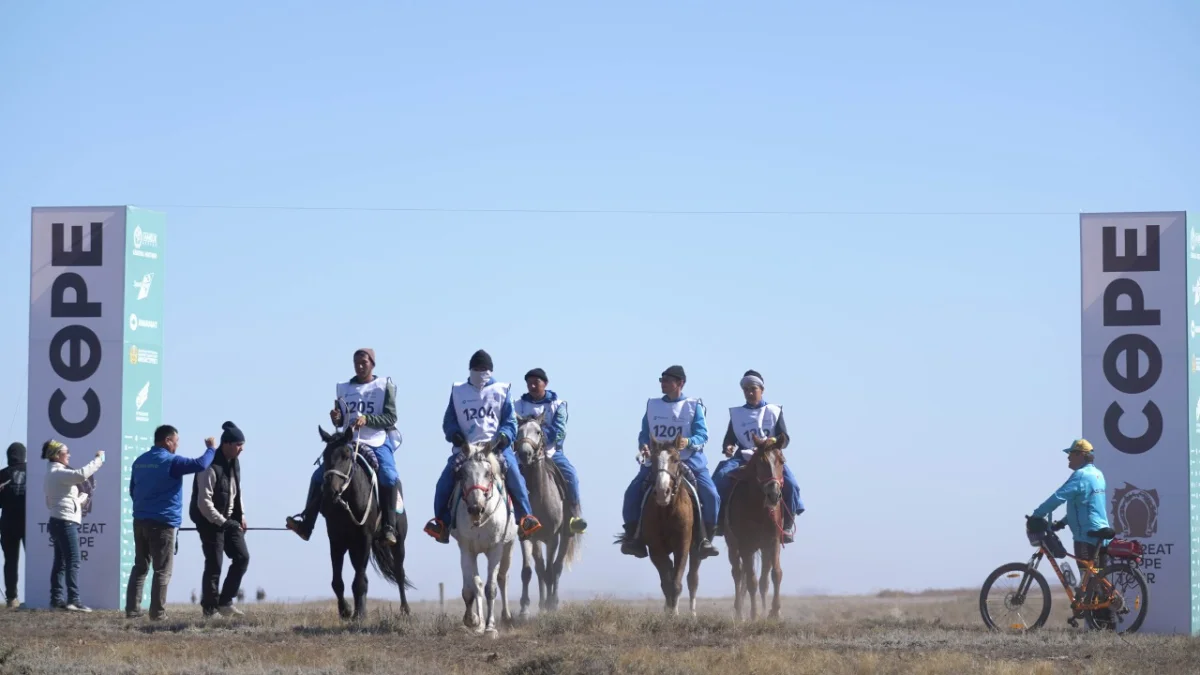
[1080,210,1198,634]
[26,206,165,610]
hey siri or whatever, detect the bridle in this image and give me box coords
[323,435,374,528]
[461,450,502,526]
[514,422,545,466]
[651,448,681,504]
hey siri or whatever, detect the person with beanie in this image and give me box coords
[424,349,543,543]
[125,425,216,620]
[0,442,28,607]
[513,368,587,535]
[41,439,106,611]
[620,366,721,560]
[190,422,250,617]
[286,348,405,545]
[712,370,804,544]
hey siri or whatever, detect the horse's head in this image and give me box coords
[514,414,545,467]
[749,438,785,508]
[318,425,358,496]
[460,442,502,521]
[648,440,682,506]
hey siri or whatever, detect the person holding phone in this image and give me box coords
[41,440,105,612]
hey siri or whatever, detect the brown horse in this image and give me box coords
[639,439,703,616]
[723,436,785,620]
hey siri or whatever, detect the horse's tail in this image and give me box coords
[370,531,416,591]
[563,530,583,570]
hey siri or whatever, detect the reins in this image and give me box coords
[323,433,374,528]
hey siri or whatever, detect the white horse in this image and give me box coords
[451,442,516,638]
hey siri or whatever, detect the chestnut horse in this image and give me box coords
[640,439,703,616]
[723,437,785,620]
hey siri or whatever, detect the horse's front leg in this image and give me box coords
[648,548,676,614]
[728,538,745,621]
[741,547,758,621]
[533,539,548,611]
[460,545,481,632]
[482,543,503,638]
[768,540,783,619]
[329,540,351,620]
[546,529,568,612]
[671,546,689,618]
[686,544,701,618]
[498,537,514,629]
[519,537,533,619]
[348,539,371,621]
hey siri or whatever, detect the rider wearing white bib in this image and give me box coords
[513,368,586,535]
[423,350,543,543]
[619,365,721,560]
[712,370,803,543]
[286,348,404,545]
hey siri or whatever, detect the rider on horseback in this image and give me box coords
[423,349,543,544]
[712,370,804,544]
[513,368,587,535]
[620,365,721,560]
[286,348,404,545]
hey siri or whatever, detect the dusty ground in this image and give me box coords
[0,590,1195,674]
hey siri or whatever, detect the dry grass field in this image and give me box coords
[0,589,1195,674]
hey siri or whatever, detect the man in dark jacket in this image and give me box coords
[190,422,250,617]
[0,442,27,608]
[125,425,216,620]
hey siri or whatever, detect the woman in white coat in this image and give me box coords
[41,440,105,612]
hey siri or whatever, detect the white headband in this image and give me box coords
[740,375,764,389]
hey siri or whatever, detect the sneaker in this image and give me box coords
[125,609,143,619]
[5,598,18,609]
[64,603,92,613]
[697,539,720,559]
[568,516,588,534]
[217,604,245,617]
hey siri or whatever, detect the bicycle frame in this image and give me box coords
[1018,545,1114,613]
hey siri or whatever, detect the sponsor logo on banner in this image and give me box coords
[134,382,150,423]
[132,273,154,300]
[128,313,158,332]
[129,345,159,366]
[132,226,158,259]
[1113,483,1173,585]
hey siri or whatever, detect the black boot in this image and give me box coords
[379,485,398,545]
[619,523,647,558]
[781,511,795,544]
[285,481,321,541]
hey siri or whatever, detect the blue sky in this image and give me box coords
[1,1,1197,603]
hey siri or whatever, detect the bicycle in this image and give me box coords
[979,515,1149,634]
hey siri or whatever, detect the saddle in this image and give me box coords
[635,460,706,551]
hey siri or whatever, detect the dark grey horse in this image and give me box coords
[513,414,580,615]
[318,426,413,619]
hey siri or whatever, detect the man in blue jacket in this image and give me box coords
[124,424,216,620]
[620,365,720,560]
[1031,439,1111,562]
[423,349,542,543]
[513,368,586,535]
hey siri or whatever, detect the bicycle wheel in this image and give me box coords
[1083,563,1149,634]
[980,562,1052,631]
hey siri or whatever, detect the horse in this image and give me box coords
[723,436,786,620]
[514,414,581,617]
[317,426,413,620]
[451,441,517,638]
[639,439,703,616]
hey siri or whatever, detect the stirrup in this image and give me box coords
[568,516,588,534]
[519,516,543,538]
[285,515,311,541]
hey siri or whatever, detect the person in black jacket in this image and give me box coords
[0,442,27,608]
[189,423,249,617]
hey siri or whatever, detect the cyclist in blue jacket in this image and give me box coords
[1031,439,1111,569]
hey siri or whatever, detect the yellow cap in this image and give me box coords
[1063,439,1093,454]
